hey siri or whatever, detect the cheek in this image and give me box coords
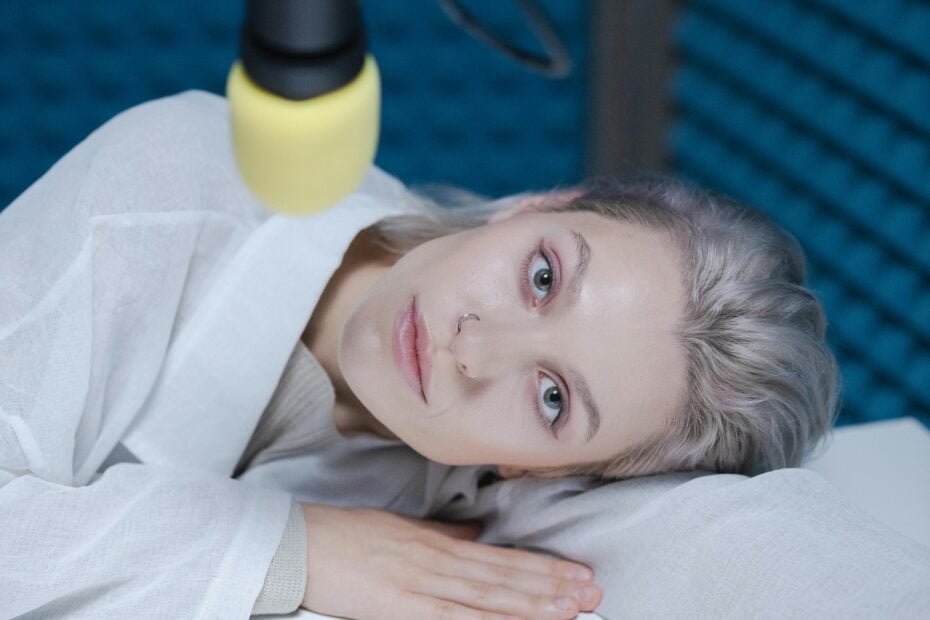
[419,229,521,302]
[337,306,383,391]
[459,252,520,308]
[458,383,536,449]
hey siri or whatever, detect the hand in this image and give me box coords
[300,502,603,620]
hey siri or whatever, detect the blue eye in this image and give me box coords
[535,373,564,431]
[521,244,566,436]
[520,245,556,305]
[527,253,554,302]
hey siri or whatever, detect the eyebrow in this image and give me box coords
[565,229,601,444]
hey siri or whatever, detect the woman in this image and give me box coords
[0,90,845,620]
[283,172,842,620]
[309,174,840,481]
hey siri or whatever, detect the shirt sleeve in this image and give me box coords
[0,91,300,617]
[0,463,294,618]
[252,498,308,615]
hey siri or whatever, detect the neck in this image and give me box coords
[330,393,399,440]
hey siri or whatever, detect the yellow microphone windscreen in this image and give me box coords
[226,54,380,216]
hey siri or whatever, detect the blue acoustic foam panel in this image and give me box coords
[366,1,589,197]
[0,0,589,209]
[671,0,930,429]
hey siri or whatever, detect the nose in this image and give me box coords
[451,313,548,380]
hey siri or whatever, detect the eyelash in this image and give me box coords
[520,243,569,437]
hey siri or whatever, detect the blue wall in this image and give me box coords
[671,0,930,428]
[0,0,589,207]
[3,0,927,431]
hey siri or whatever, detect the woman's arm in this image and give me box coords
[0,92,301,617]
[298,502,602,620]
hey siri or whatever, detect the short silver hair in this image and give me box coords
[364,174,841,479]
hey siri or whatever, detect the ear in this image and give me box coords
[488,189,583,225]
[496,465,531,479]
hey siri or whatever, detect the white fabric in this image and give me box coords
[803,417,930,549]
[434,469,930,618]
[3,90,929,619]
[0,90,423,618]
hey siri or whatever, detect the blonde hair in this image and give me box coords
[364,175,841,480]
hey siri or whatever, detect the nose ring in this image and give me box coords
[457,312,480,333]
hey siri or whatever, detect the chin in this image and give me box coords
[382,425,443,462]
[417,442,475,467]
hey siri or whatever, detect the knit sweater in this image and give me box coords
[239,338,341,615]
[96,334,499,617]
[242,338,501,615]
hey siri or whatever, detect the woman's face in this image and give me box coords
[338,202,687,476]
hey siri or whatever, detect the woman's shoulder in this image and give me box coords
[81,90,266,223]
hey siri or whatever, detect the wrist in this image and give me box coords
[299,501,343,525]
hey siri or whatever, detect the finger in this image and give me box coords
[428,551,594,602]
[409,571,580,620]
[397,592,523,620]
[445,540,595,582]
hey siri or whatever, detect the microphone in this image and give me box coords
[226,0,379,215]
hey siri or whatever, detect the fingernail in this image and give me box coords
[569,567,593,581]
[579,585,599,602]
[554,597,576,611]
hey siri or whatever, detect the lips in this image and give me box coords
[393,297,426,402]
[413,300,432,402]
